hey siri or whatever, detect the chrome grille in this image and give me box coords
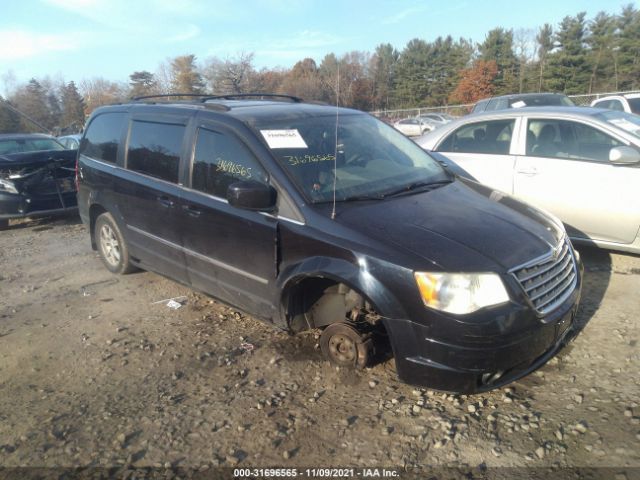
[511,239,577,315]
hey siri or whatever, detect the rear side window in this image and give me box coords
[609,100,624,111]
[595,99,624,111]
[81,112,126,163]
[436,120,515,155]
[127,120,185,183]
[192,127,268,198]
[628,98,640,114]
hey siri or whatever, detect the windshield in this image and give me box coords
[0,138,65,155]
[595,110,640,138]
[252,112,448,203]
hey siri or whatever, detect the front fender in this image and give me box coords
[277,255,410,322]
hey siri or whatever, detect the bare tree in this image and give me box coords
[1,70,17,97]
[203,52,255,95]
[79,77,127,114]
[155,60,173,94]
[514,28,536,93]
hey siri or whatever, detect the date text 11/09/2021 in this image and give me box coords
[233,468,400,478]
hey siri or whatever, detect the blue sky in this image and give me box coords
[0,0,635,93]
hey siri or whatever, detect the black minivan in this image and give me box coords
[77,94,583,393]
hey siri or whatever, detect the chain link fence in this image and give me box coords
[370,90,640,120]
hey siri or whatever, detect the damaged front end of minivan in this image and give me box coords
[0,149,78,228]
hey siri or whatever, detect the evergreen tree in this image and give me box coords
[60,81,86,132]
[587,12,615,93]
[47,91,62,132]
[426,36,473,106]
[280,58,323,100]
[370,43,399,110]
[536,24,554,91]
[546,12,591,93]
[170,55,205,94]
[129,71,157,98]
[11,78,52,132]
[479,28,518,94]
[616,4,640,90]
[394,39,432,107]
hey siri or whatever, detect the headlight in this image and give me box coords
[0,178,18,194]
[414,272,509,314]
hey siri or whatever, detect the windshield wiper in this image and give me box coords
[317,177,453,204]
[380,179,452,198]
[340,193,386,202]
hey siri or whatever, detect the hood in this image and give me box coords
[0,149,77,167]
[333,178,563,272]
[0,149,77,195]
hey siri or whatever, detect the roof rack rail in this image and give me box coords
[202,93,303,103]
[131,93,212,101]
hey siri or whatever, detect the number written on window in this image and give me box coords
[192,128,268,198]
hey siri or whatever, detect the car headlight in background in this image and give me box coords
[414,272,509,314]
[0,178,18,194]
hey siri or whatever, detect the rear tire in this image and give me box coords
[95,212,135,274]
[0,219,8,231]
[320,322,374,369]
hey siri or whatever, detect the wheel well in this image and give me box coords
[283,277,379,333]
[88,204,108,250]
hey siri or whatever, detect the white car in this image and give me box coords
[417,113,455,127]
[590,93,640,115]
[393,118,433,137]
[417,106,640,254]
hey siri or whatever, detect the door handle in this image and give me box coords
[182,204,202,217]
[516,166,538,176]
[157,196,175,208]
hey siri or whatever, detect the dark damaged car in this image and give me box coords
[77,95,583,393]
[0,133,78,229]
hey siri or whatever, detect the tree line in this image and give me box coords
[1,4,639,134]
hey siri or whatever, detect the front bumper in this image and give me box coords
[387,258,584,394]
[0,191,78,220]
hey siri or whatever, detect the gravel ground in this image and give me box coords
[0,215,639,478]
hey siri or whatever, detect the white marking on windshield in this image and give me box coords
[260,129,308,149]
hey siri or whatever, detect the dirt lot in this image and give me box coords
[0,215,639,477]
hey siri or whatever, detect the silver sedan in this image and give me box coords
[393,118,434,137]
[417,107,640,254]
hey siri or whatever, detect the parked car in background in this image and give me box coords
[393,117,434,136]
[0,133,77,229]
[417,107,640,254]
[472,93,575,113]
[76,94,582,393]
[57,133,82,149]
[590,93,640,115]
[416,112,455,127]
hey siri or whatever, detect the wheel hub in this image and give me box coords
[100,224,121,266]
[328,333,357,363]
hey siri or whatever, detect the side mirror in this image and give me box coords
[227,180,277,211]
[609,146,640,165]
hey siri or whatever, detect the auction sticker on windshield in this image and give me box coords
[260,129,308,149]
